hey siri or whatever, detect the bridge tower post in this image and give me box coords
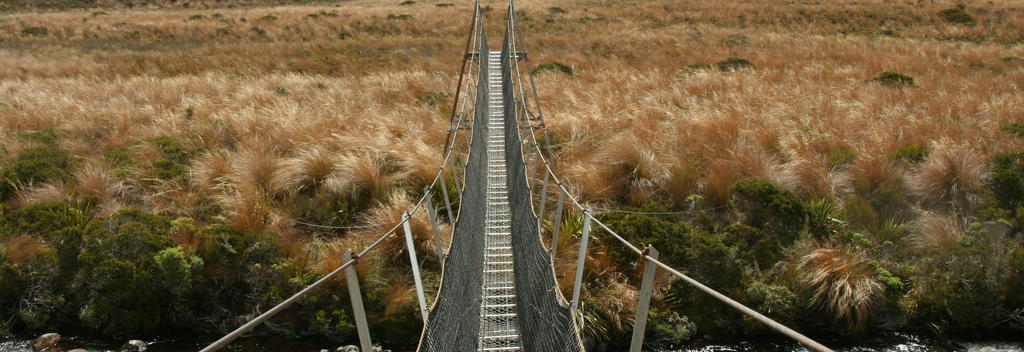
[343,249,373,352]
[570,205,592,320]
[403,211,430,324]
[629,245,659,352]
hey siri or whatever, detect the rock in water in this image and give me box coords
[69,349,88,352]
[337,346,359,352]
[30,333,60,351]
[120,339,148,352]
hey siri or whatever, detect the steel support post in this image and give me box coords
[438,171,455,221]
[550,187,565,258]
[403,212,429,323]
[343,250,373,352]
[629,246,659,352]
[570,205,592,315]
[537,170,550,231]
[423,188,445,265]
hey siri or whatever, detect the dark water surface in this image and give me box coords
[1,332,1022,351]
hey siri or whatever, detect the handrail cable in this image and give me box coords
[198,2,485,350]
[502,2,834,351]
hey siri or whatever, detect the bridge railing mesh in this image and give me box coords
[417,20,491,352]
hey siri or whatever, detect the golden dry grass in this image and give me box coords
[1,0,1024,335]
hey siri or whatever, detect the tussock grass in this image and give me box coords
[1,0,1023,344]
[796,242,882,328]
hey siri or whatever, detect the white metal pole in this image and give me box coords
[537,170,550,230]
[403,212,430,324]
[438,172,455,222]
[570,205,592,314]
[423,188,445,265]
[343,250,373,352]
[550,187,565,257]
[629,245,659,352]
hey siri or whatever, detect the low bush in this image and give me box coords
[532,62,575,76]
[938,7,974,24]
[729,178,807,245]
[146,136,197,180]
[872,72,914,86]
[1003,123,1024,138]
[0,146,73,200]
[20,27,47,36]
[991,152,1024,209]
[0,202,84,239]
[717,57,753,71]
[826,148,857,168]
[399,0,415,5]
[890,144,928,164]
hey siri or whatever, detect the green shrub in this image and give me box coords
[146,137,195,181]
[890,144,928,164]
[74,209,179,336]
[21,26,48,36]
[532,62,575,76]
[826,148,856,168]
[436,3,454,7]
[905,238,1011,335]
[16,129,59,145]
[722,223,780,268]
[0,146,73,200]
[938,7,974,24]
[187,14,205,20]
[152,159,187,180]
[594,205,683,269]
[1003,123,1024,138]
[146,136,193,163]
[338,30,353,39]
[668,229,749,335]
[991,152,1024,209]
[717,57,753,71]
[399,0,415,5]
[729,178,807,245]
[103,146,134,168]
[873,72,914,86]
[0,202,83,239]
[387,14,413,20]
[258,14,278,21]
[680,63,713,73]
[415,91,451,107]
[646,309,696,346]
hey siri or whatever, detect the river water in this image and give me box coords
[1,332,1022,351]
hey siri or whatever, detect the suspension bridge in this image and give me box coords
[199,1,835,351]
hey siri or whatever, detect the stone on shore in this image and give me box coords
[30,333,60,351]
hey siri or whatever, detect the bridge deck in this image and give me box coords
[479,50,523,351]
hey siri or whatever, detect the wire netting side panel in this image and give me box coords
[501,30,583,352]
[418,29,490,352]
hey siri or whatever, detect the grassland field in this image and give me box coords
[1,0,1023,349]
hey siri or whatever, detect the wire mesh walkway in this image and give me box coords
[478,49,523,351]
